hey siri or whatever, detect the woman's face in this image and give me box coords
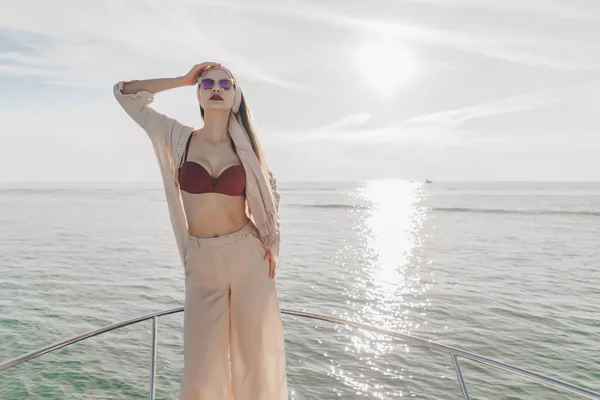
[197,67,236,112]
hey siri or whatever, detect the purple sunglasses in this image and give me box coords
[198,78,234,90]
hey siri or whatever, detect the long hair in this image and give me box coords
[199,92,266,167]
[199,87,277,212]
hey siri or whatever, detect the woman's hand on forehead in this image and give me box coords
[182,62,221,86]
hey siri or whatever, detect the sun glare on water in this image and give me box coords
[355,41,416,96]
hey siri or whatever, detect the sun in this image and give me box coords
[354,41,416,96]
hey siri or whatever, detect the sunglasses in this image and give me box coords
[198,78,234,90]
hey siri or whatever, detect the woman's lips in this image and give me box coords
[210,94,224,101]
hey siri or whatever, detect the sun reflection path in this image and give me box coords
[329,180,433,398]
[350,180,430,332]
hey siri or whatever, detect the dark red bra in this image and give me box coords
[177,134,246,196]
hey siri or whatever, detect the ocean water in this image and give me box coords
[0,181,599,399]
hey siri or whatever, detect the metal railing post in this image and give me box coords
[149,316,158,400]
[451,354,471,400]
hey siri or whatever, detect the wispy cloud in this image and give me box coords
[1,0,597,94]
[187,0,600,71]
[405,79,600,128]
[262,113,371,141]
[321,113,372,130]
[274,111,452,145]
[0,0,307,90]
[282,79,600,144]
[393,0,600,22]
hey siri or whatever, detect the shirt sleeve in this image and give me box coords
[113,80,184,143]
[268,169,281,212]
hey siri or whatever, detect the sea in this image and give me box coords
[1,181,599,399]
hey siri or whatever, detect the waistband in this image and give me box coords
[187,220,258,248]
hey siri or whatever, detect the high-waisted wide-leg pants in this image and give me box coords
[179,221,289,400]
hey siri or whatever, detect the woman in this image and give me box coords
[113,62,289,400]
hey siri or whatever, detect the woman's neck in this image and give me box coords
[199,109,231,142]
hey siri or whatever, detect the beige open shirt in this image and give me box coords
[113,80,202,267]
[113,80,282,268]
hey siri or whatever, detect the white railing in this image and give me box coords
[1,307,598,400]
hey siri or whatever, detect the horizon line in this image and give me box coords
[1,180,600,184]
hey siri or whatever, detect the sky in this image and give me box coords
[1,0,599,182]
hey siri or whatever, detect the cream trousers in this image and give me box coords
[179,221,289,400]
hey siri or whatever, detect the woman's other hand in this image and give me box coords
[181,62,221,86]
[264,248,276,279]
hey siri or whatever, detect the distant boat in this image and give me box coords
[425,179,433,184]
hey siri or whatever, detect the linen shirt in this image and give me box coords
[113,81,280,267]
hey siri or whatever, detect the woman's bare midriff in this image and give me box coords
[181,192,250,238]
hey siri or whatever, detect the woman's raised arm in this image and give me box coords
[113,62,220,141]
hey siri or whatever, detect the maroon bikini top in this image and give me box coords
[177,134,246,196]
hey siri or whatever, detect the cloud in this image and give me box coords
[183,0,600,71]
[405,79,600,129]
[280,79,600,145]
[1,0,598,97]
[0,0,308,90]
[393,0,600,22]
[322,113,372,130]
[262,113,371,141]
[275,112,454,145]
